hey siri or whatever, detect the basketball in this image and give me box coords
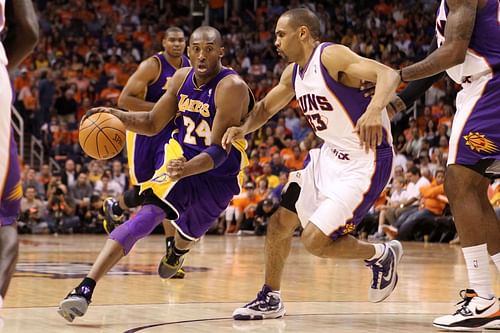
[79,112,126,160]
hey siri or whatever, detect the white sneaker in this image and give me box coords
[233,285,286,320]
[365,240,403,303]
[433,289,500,331]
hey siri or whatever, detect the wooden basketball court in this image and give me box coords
[1,234,499,332]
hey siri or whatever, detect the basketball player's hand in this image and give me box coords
[167,157,187,181]
[83,107,117,122]
[222,126,244,149]
[354,107,383,153]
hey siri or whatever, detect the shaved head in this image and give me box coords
[190,26,222,46]
[281,8,321,40]
[165,26,184,36]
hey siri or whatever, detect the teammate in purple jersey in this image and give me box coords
[393,0,500,330]
[0,0,39,308]
[102,27,189,279]
[223,8,402,320]
[57,26,253,322]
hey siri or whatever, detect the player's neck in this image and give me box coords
[162,53,183,69]
[193,64,222,87]
[296,42,318,69]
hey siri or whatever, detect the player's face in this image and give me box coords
[163,32,186,58]
[275,16,300,62]
[188,39,223,78]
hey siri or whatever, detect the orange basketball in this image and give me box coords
[79,112,126,160]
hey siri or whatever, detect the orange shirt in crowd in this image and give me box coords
[420,181,446,215]
[284,152,306,171]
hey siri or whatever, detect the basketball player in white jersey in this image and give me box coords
[0,0,39,307]
[396,0,500,330]
[223,8,403,320]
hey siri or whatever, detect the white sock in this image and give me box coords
[367,243,386,261]
[462,244,494,299]
[491,252,500,273]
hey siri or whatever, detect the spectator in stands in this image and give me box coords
[61,158,78,188]
[70,172,93,216]
[18,186,47,234]
[232,182,263,234]
[254,199,279,236]
[111,160,128,193]
[54,88,78,124]
[22,168,45,199]
[270,153,289,176]
[93,171,122,198]
[384,169,448,241]
[80,194,105,233]
[293,116,312,141]
[270,171,289,203]
[37,164,52,194]
[372,176,407,240]
[256,163,280,189]
[46,183,80,234]
[285,145,306,171]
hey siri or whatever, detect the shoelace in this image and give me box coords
[245,288,272,308]
[454,289,476,316]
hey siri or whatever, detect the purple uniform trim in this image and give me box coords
[330,146,394,240]
[455,74,500,165]
[317,43,391,148]
[0,130,22,227]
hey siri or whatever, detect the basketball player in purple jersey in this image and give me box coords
[58,26,253,322]
[393,0,500,330]
[103,27,189,278]
[223,8,403,320]
[0,0,38,308]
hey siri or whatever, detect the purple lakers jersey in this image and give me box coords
[436,0,500,83]
[145,53,190,102]
[174,67,250,177]
[127,53,189,185]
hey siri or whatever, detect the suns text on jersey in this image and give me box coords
[297,93,333,113]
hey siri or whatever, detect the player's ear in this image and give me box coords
[299,26,307,39]
[219,47,225,59]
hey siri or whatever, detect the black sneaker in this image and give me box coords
[158,237,186,279]
[57,286,92,322]
[103,197,124,234]
[232,285,286,320]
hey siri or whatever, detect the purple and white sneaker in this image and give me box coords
[365,240,403,303]
[233,285,286,320]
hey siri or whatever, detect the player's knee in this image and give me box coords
[301,224,329,258]
[445,165,482,200]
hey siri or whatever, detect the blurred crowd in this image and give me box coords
[10,0,500,239]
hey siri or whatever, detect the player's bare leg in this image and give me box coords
[58,204,166,322]
[233,207,298,320]
[433,165,500,331]
[0,225,18,299]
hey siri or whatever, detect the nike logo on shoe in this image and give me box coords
[475,301,495,315]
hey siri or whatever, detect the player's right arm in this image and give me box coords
[91,67,190,136]
[4,0,39,71]
[117,57,159,111]
[222,64,296,149]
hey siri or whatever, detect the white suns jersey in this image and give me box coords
[436,0,500,84]
[0,0,7,66]
[292,42,392,155]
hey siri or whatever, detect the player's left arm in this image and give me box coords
[322,44,400,151]
[170,76,249,180]
[401,0,478,81]
[4,0,39,71]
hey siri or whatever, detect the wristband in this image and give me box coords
[399,69,408,83]
[203,144,228,168]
